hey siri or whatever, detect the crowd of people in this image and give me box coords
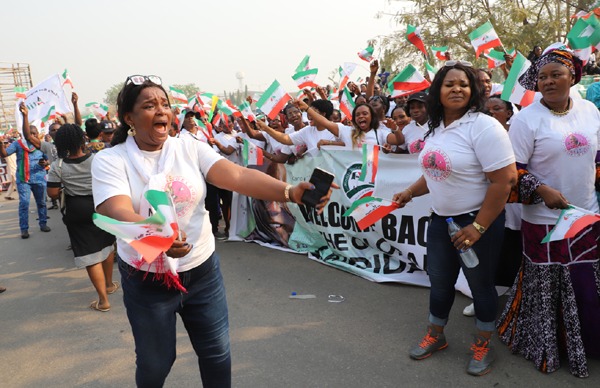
[1,42,599,384]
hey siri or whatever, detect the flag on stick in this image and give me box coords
[14,86,27,99]
[541,205,600,243]
[343,196,399,231]
[468,21,503,58]
[241,138,264,166]
[169,86,188,103]
[295,55,311,73]
[256,80,292,120]
[501,52,535,107]
[61,69,74,88]
[406,25,428,57]
[430,46,449,60]
[358,46,375,62]
[387,65,430,98]
[339,87,356,120]
[292,68,319,89]
[359,144,379,183]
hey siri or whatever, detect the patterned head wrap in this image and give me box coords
[518,45,583,91]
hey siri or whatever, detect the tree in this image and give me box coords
[378,0,594,78]
[104,82,122,106]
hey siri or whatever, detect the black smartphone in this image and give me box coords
[301,167,335,207]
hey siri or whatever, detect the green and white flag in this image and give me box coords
[357,46,375,62]
[339,87,355,120]
[169,86,188,103]
[468,21,502,58]
[241,138,264,166]
[387,64,430,98]
[256,80,291,120]
[295,55,311,73]
[292,68,319,89]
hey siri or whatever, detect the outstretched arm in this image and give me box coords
[294,99,340,136]
[365,60,379,99]
[20,103,41,149]
[256,119,294,145]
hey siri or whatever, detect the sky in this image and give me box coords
[2,0,401,107]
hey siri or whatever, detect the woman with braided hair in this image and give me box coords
[47,124,117,312]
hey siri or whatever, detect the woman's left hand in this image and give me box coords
[166,231,192,258]
[450,224,481,251]
[289,182,340,215]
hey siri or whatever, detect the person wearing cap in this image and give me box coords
[400,91,429,154]
[99,120,116,147]
[497,45,600,378]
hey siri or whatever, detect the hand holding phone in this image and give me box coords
[301,168,335,207]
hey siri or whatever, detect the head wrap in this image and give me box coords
[518,44,583,91]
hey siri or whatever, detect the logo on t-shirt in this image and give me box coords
[166,176,197,218]
[563,133,590,157]
[409,140,425,154]
[421,149,451,181]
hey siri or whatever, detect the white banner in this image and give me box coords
[230,148,471,296]
[15,74,72,134]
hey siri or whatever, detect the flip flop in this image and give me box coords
[90,300,110,312]
[107,281,119,294]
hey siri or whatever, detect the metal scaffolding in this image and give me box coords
[0,62,33,133]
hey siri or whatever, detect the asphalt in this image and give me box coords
[0,195,598,387]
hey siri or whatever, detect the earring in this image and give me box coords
[127,125,136,136]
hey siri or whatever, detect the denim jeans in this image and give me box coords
[119,252,231,388]
[426,211,505,332]
[17,181,47,232]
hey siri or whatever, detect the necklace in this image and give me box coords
[541,98,571,116]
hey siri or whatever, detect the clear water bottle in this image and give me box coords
[446,217,479,268]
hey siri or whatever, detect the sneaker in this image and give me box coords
[40,225,51,232]
[21,231,29,239]
[409,325,448,360]
[467,335,494,376]
[463,303,475,317]
[214,231,228,241]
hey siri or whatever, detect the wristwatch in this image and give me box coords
[472,221,486,234]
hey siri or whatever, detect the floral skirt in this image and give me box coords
[497,221,600,378]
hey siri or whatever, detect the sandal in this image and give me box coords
[90,300,110,312]
[107,281,119,294]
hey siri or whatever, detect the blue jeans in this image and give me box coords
[17,181,47,232]
[119,252,231,388]
[426,211,505,332]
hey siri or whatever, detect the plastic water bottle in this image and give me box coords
[446,217,479,268]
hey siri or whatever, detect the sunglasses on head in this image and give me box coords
[125,75,162,86]
[444,60,473,67]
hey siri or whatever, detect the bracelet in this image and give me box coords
[284,184,293,202]
[472,221,486,234]
[304,106,311,113]
[405,188,413,199]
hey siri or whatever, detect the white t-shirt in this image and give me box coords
[288,125,337,152]
[215,131,240,164]
[402,121,427,154]
[509,99,600,224]
[91,138,224,272]
[337,124,390,149]
[418,111,515,216]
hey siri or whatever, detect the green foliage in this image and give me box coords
[379,0,592,77]
[103,82,122,106]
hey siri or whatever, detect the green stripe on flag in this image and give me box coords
[256,80,282,107]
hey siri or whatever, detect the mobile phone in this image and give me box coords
[301,168,335,207]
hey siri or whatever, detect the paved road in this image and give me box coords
[0,195,597,387]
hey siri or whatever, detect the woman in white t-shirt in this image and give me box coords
[292,100,405,151]
[392,62,517,376]
[91,76,334,387]
[496,46,600,378]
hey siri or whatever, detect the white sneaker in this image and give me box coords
[463,302,475,317]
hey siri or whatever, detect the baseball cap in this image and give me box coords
[407,91,428,104]
[100,121,116,132]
